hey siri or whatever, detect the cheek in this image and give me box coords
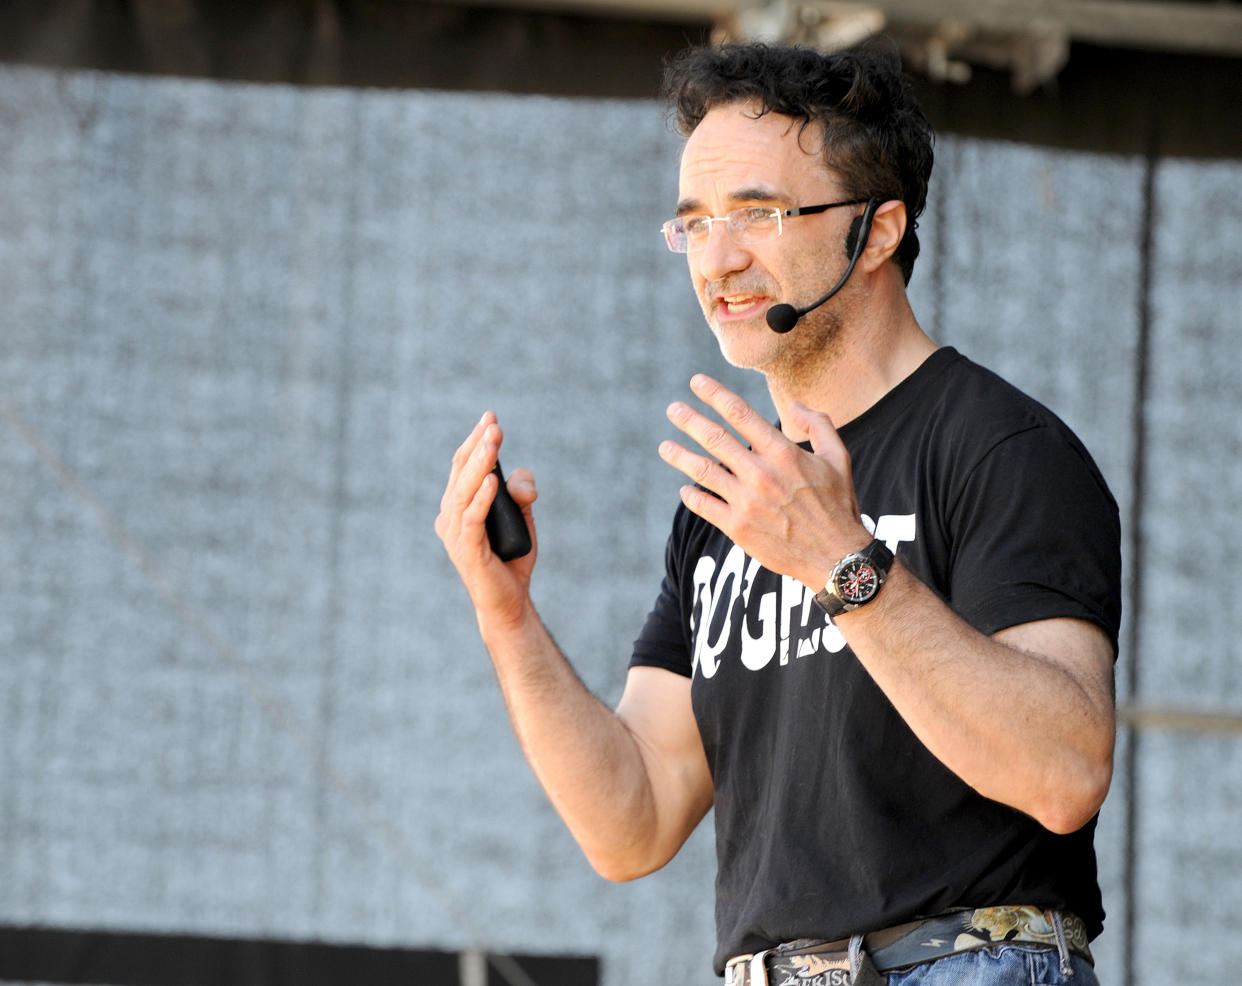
[688,260,711,303]
[789,240,843,289]
[685,254,700,286]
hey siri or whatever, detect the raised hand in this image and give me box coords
[435,412,538,630]
[658,374,872,590]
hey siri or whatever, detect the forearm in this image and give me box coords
[435,415,707,878]
[478,606,706,880]
[836,562,1116,832]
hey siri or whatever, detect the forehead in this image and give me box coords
[677,101,835,209]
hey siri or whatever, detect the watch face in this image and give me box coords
[836,558,880,604]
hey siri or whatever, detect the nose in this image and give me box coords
[694,222,753,284]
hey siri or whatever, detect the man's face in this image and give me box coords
[677,101,853,372]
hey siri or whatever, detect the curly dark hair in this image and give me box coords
[663,42,934,285]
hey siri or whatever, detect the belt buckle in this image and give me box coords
[748,948,772,986]
[724,953,758,986]
[724,949,771,986]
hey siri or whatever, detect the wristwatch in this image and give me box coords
[813,539,894,617]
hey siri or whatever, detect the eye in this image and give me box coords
[682,216,712,237]
[738,207,779,227]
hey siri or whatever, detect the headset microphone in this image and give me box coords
[766,197,880,333]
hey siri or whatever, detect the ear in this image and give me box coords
[859,200,907,274]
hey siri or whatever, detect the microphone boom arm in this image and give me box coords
[766,197,881,333]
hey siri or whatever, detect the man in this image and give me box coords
[436,42,1120,986]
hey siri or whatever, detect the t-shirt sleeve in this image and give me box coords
[945,419,1122,652]
[630,508,694,678]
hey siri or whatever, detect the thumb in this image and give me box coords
[789,401,852,473]
[505,467,537,507]
[788,401,836,448]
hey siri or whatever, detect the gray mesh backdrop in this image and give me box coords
[2,63,1241,986]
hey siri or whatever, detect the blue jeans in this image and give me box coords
[885,944,1100,986]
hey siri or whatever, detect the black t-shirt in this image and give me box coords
[630,347,1122,975]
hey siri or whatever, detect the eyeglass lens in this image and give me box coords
[664,208,783,253]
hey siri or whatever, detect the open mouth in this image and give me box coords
[717,293,769,319]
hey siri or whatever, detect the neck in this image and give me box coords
[767,290,937,441]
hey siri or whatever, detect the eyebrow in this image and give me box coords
[676,186,784,216]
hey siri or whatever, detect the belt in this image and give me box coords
[724,906,1093,986]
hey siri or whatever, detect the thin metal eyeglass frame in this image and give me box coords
[661,197,870,253]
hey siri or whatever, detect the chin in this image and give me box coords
[712,320,781,371]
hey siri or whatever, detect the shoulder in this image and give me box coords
[854,347,1051,447]
[913,349,1106,482]
[928,350,1062,436]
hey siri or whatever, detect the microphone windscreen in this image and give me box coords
[766,303,799,333]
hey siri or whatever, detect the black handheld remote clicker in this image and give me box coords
[485,461,532,561]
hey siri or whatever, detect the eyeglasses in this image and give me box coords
[660,198,869,254]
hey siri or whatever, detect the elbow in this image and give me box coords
[581,828,683,883]
[591,860,649,884]
[1037,801,1102,836]
[1034,754,1113,835]
[588,853,665,884]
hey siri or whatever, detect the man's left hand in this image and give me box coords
[659,374,872,589]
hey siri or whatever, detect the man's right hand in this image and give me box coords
[434,411,539,634]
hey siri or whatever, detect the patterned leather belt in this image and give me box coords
[724,906,1093,986]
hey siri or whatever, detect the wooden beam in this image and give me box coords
[1119,703,1242,735]
[444,0,1242,56]
[876,0,1242,57]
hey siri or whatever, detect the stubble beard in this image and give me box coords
[702,242,855,385]
[761,242,857,388]
[708,299,849,394]
[766,303,849,391]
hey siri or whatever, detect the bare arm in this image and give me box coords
[435,413,712,880]
[837,569,1114,832]
[659,375,1115,833]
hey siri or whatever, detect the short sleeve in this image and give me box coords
[945,421,1122,652]
[630,506,695,677]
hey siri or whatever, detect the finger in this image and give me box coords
[463,466,499,527]
[449,411,496,473]
[438,467,502,569]
[444,421,502,518]
[676,479,732,532]
[688,374,783,452]
[436,443,496,547]
[788,401,851,470]
[658,438,738,501]
[666,397,750,477]
[444,412,496,500]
